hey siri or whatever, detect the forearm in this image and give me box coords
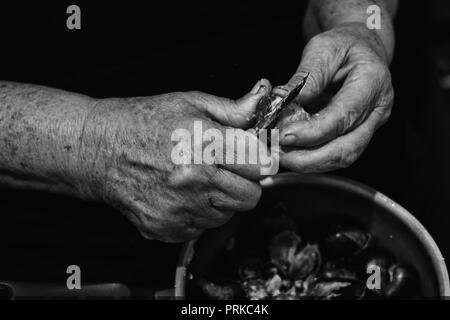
[0,82,96,197]
[303,0,398,63]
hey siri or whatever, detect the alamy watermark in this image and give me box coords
[367,4,382,30]
[171,121,280,176]
[66,5,81,30]
[66,264,81,290]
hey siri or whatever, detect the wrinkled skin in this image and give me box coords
[274,23,394,172]
[78,80,274,242]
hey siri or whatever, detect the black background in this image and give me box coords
[0,0,450,295]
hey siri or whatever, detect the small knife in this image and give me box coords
[253,72,310,135]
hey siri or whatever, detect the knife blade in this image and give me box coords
[252,72,310,135]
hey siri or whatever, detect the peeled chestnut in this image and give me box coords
[291,243,322,280]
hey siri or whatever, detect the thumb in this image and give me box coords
[194,78,272,128]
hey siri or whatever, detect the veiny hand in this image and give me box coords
[274,22,394,172]
[77,80,273,242]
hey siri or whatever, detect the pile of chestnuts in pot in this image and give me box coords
[195,204,420,300]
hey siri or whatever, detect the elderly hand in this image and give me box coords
[274,22,394,172]
[78,80,274,242]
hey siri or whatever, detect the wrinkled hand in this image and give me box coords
[274,23,394,172]
[78,80,272,242]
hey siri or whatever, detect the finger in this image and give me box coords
[193,78,272,128]
[167,167,262,232]
[275,102,311,129]
[280,109,387,173]
[165,167,235,232]
[272,34,345,105]
[170,118,279,181]
[188,168,262,230]
[218,128,280,180]
[280,64,385,147]
[197,119,280,180]
[208,168,262,212]
[167,163,260,212]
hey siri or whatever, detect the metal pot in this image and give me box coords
[175,173,450,298]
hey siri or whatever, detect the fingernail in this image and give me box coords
[281,134,297,145]
[256,85,266,95]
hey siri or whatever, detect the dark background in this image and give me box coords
[0,1,449,294]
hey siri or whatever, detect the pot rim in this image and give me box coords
[175,172,450,298]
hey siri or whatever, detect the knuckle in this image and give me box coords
[360,62,390,83]
[308,34,324,47]
[346,152,359,168]
[358,62,379,76]
[206,185,261,213]
[373,107,391,128]
[378,65,391,81]
[334,116,347,138]
[388,86,395,102]
[204,191,228,211]
[205,192,219,209]
[309,32,332,47]
[373,66,391,91]
[331,106,357,139]
[197,194,235,226]
[382,107,392,122]
[334,145,357,169]
[344,107,362,131]
[378,87,395,110]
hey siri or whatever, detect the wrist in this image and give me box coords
[72,98,117,202]
[40,95,104,200]
[0,83,99,198]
